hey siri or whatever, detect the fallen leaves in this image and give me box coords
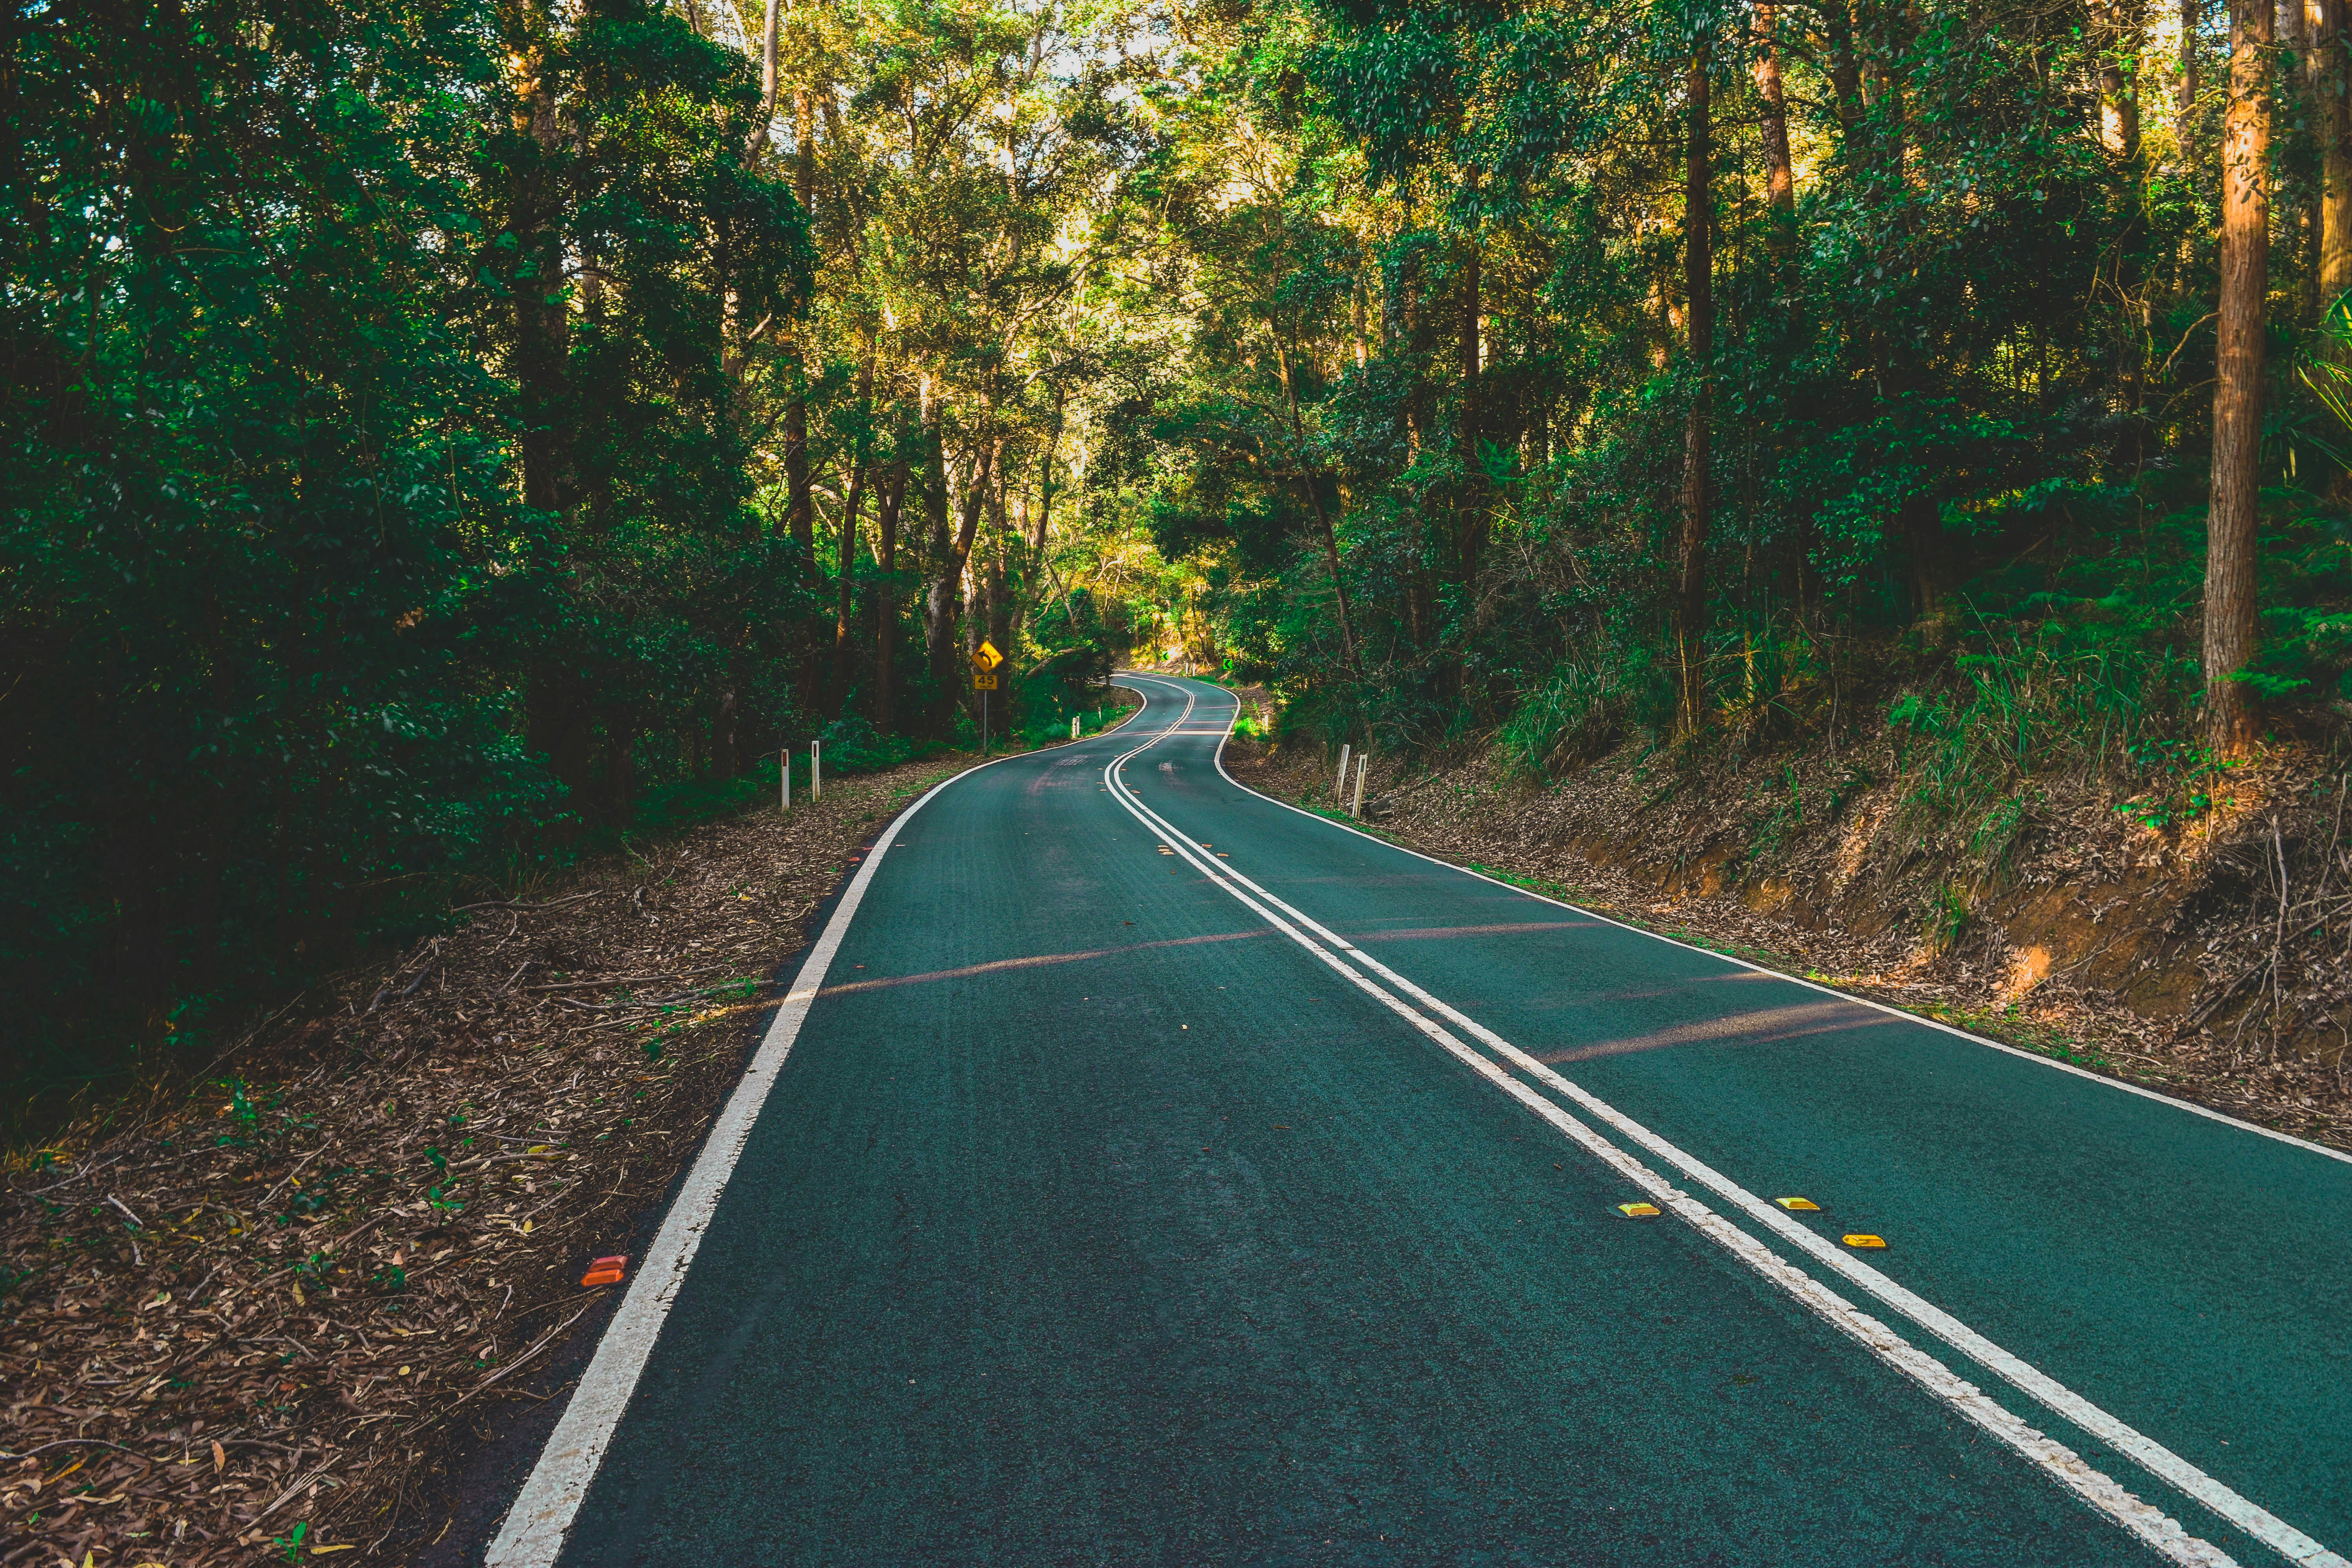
[2,755,966,1564]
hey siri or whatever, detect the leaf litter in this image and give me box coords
[1,757,964,1563]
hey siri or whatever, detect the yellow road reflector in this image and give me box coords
[1842,1234,1887,1249]
[1775,1197,1820,1211]
[1616,1202,1662,1219]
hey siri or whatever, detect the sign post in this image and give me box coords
[970,640,1004,756]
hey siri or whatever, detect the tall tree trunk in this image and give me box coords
[833,463,865,717]
[503,2,589,824]
[2102,0,2151,462]
[1755,5,1795,245]
[503,1,566,518]
[1824,0,1867,143]
[745,0,779,163]
[875,457,905,732]
[2181,0,2201,111]
[710,686,738,780]
[925,442,994,731]
[2098,1,2145,160]
[985,546,1011,671]
[2320,0,2352,329]
[2207,0,2273,751]
[1676,43,1713,740]
[1455,237,1484,588]
[1446,236,1484,702]
[831,347,874,713]
[783,76,816,556]
[1277,341,1363,678]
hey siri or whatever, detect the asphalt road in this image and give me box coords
[486,674,2352,1568]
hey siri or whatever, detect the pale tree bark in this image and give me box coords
[2206,0,2272,752]
[746,0,779,163]
[1675,43,1713,740]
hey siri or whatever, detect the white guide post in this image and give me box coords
[812,739,822,801]
[1352,753,1368,818]
[1335,743,1351,802]
[1071,715,1081,740]
[781,747,790,810]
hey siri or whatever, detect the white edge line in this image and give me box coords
[484,737,1102,1568]
[1098,701,2237,1568]
[1122,674,2346,1568]
[1127,673,2352,1171]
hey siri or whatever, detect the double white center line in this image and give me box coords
[1104,685,2340,1568]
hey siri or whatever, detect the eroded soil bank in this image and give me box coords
[1223,710,2352,1155]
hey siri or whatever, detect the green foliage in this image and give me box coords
[1922,883,1971,957]
[1103,0,2352,805]
[2,0,815,1098]
[1496,646,1673,776]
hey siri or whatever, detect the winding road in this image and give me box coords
[484,673,2352,1567]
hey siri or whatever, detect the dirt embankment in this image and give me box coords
[1223,720,2352,1153]
[1,755,970,1565]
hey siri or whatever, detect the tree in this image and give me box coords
[1676,33,1714,739]
[2205,0,2271,751]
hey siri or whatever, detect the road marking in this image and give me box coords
[1108,678,2348,1566]
[486,752,1033,1568]
[1140,673,2352,1174]
[1098,708,2235,1565]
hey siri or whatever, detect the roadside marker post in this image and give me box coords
[1336,743,1351,802]
[780,748,790,811]
[1071,715,1081,740]
[1352,753,1368,818]
[812,739,821,801]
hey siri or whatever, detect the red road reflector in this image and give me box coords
[582,1254,628,1287]
[1616,1202,1662,1220]
[1842,1234,1887,1250]
[1775,1197,1820,1212]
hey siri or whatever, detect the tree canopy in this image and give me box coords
[7,0,2347,1091]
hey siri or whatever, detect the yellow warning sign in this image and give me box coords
[1616,1202,1662,1220]
[1775,1197,1820,1212]
[1842,1234,1887,1249]
[971,640,1003,670]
